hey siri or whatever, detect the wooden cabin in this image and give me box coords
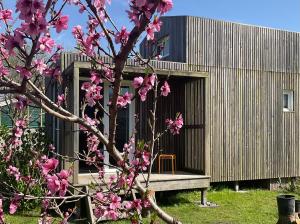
[46,15,300,193]
[141,16,300,183]
[46,53,210,198]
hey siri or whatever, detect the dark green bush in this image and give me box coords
[0,125,51,211]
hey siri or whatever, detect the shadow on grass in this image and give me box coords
[156,190,196,206]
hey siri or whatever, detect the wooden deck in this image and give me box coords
[77,171,210,192]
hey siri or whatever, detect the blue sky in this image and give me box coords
[4,0,300,49]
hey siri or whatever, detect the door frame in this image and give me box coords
[78,77,135,173]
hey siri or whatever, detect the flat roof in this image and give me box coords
[61,52,209,78]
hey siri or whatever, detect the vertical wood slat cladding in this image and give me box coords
[140,16,300,182]
[183,79,206,173]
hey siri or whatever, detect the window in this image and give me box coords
[283,90,294,112]
[155,36,170,58]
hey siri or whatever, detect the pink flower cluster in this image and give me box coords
[57,94,65,107]
[81,82,103,107]
[39,35,55,53]
[46,170,70,197]
[131,150,151,171]
[127,0,172,40]
[125,198,151,212]
[72,25,99,57]
[9,119,27,149]
[115,26,130,45]
[9,195,21,215]
[40,158,71,197]
[132,74,156,101]
[146,17,162,40]
[41,158,59,175]
[93,192,121,220]
[117,92,133,108]
[54,15,69,33]
[16,66,32,79]
[165,113,184,135]
[6,165,21,181]
[0,199,4,223]
[0,9,12,23]
[160,81,170,96]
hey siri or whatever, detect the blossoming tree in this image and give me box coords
[0,0,184,223]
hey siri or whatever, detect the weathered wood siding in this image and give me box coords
[184,79,206,173]
[140,16,300,182]
[140,16,187,63]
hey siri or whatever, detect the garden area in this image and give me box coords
[4,188,284,223]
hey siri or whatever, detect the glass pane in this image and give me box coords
[283,94,289,109]
[29,106,41,128]
[79,80,104,173]
[1,106,12,127]
[109,86,130,166]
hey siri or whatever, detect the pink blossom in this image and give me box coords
[160,81,170,96]
[109,194,121,210]
[115,26,129,45]
[59,179,69,196]
[48,144,55,151]
[42,158,59,175]
[152,17,162,32]
[14,127,23,138]
[106,210,118,220]
[5,30,25,54]
[55,15,69,33]
[16,66,32,79]
[127,9,140,26]
[72,25,83,40]
[90,71,102,85]
[0,9,12,23]
[39,36,55,53]
[0,61,9,77]
[135,0,146,8]
[132,76,143,89]
[15,119,26,128]
[15,96,28,110]
[95,192,105,201]
[0,198,4,223]
[145,73,156,87]
[87,135,100,152]
[57,94,65,107]
[21,11,47,36]
[80,115,98,131]
[81,82,103,106]
[6,165,21,181]
[16,0,45,22]
[157,0,173,15]
[9,195,21,215]
[94,206,105,219]
[146,24,155,40]
[9,201,18,214]
[166,113,184,135]
[57,170,70,179]
[94,0,111,10]
[103,67,115,82]
[46,175,60,194]
[138,87,148,101]
[117,92,133,107]
[34,59,47,74]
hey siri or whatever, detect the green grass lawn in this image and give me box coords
[4,189,285,224]
[158,189,279,224]
[106,189,281,224]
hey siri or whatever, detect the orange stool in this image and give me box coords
[158,154,176,175]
